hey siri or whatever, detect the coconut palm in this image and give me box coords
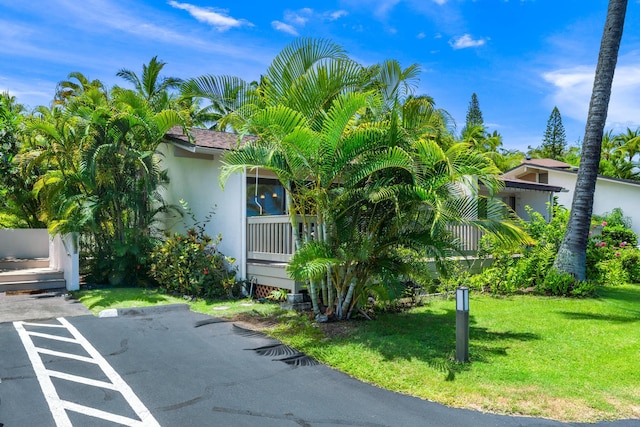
[54,72,107,106]
[555,0,628,280]
[116,56,182,112]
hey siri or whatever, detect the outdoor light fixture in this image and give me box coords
[456,286,469,312]
[260,194,265,199]
[272,192,278,198]
[456,286,470,363]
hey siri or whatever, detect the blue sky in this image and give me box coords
[1,0,639,152]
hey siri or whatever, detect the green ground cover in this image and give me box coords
[73,285,640,422]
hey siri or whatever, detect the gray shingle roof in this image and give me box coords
[164,126,256,151]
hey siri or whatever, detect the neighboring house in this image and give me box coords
[485,177,564,223]
[502,158,640,236]
[159,128,566,293]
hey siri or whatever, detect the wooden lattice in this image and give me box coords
[254,284,283,299]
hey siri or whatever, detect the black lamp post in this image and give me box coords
[456,286,469,363]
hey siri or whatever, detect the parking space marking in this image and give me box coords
[14,317,160,427]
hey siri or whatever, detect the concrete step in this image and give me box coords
[0,268,64,283]
[0,280,67,293]
[0,268,66,293]
[0,258,49,271]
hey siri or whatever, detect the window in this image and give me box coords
[246,178,286,216]
[539,173,548,184]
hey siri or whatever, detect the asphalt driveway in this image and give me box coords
[1,300,638,427]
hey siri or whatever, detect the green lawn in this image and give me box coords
[73,285,640,422]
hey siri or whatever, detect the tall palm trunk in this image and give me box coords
[554,0,628,280]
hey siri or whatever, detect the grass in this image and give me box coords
[73,284,640,422]
[73,286,285,318]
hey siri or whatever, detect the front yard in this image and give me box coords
[74,284,640,423]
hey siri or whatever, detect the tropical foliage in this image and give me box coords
[200,39,530,319]
[149,227,237,298]
[4,35,637,308]
[0,92,44,228]
[453,206,639,296]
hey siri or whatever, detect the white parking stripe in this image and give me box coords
[21,322,66,328]
[56,317,161,426]
[14,321,73,427]
[14,318,161,427]
[46,369,119,390]
[26,331,78,343]
[34,347,98,364]
[61,401,151,427]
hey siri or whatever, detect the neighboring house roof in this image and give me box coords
[504,159,640,189]
[164,126,256,153]
[521,158,573,169]
[501,177,564,193]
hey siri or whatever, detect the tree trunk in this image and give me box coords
[554,0,627,281]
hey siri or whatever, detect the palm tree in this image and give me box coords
[26,88,187,283]
[179,75,256,129]
[116,56,182,112]
[554,0,628,280]
[613,128,640,165]
[214,38,527,318]
[53,72,107,106]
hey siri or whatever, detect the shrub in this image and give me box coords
[600,224,638,247]
[149,228,237,299]
[470,205,638,296]
[535,268,595,297]
[619,249,640,283]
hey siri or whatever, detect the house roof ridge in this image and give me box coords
[164,126,256,151]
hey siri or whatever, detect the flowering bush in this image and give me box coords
[149,228,237,298]
[472,205,640,296]
[587,211,639,286]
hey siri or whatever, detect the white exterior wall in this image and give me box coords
[549,171,640,237]
[514,191,553,222]
[0,229,49,258]
[158,143,247,280]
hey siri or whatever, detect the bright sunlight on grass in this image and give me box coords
[74,285,640,422]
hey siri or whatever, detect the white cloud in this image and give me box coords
[168,1,252,31]
[329,10,348,20]
[0,75,56,109]
[416,32,426,39]
[432,0,448,4]
[272,21,299,36]
[375,0,401,18]
[543,64,640,131]
[284,9,311,26]
[449,34,486,49]
[273,8,348,35]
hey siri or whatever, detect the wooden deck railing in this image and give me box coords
[247,215,484,262]
[446,224,484,253]
[247,215,316,262]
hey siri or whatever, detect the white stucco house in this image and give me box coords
[502,158,640,236]
[158,128,567,294]
[159,127,301,297]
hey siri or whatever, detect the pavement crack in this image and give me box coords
[157,386,213,411]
